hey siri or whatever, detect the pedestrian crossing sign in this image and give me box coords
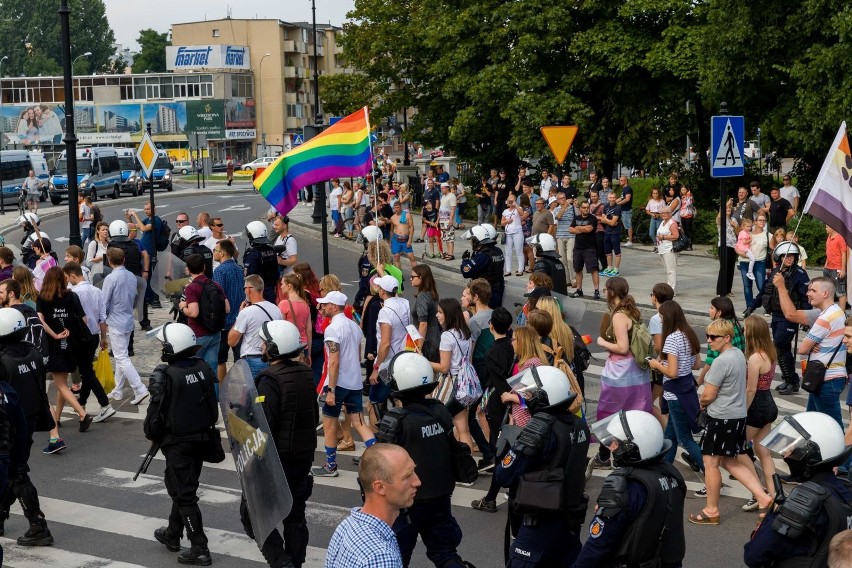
[711,115,745,178]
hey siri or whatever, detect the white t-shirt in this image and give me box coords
[439,329,471,376]
[376,297,411,361]
[324,312,365,390]
[780,185,800,207]
[649,313,662,335]
[503,207,522,235]
[439,193,457,223]
[330,187,343,210]
[274,234,298,275]
[661,330,696,401]
[197,226,213,239]
[80,203,91,229]
[232,301,282,356]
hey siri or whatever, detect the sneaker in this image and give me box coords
[600,268,612,276]
[746,272,755,281]
[742,497,760,512]
[178,546,212,566]
[92,405,116,424]
[78,415,94,433]
[694,486,707,497]
[609,269,620,276]
[131,391,150,405]
[477,458,495,474]
[681,452,702,473]
[585,456,611,480]
[154,527,181,552]
[570,290,584,298]
[777,382,800,395]
[108,390,123,401]
[16,525,53,546]
[150,301,163,309]
[623,241,633,247]
[593,290,601,300]
[42,439,66,454]
[311,464,339,477]
[140,324,153,332]
[470,499,497,513]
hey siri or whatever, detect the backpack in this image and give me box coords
[15,305,48,363]
[452,336,482,407]
[569,325,591,372]
[197,280,227,332]
[155,218,171,252]
[541,341,584,417]
[629,317,655,369]
[91,204,103,225]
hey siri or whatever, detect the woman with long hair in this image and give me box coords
[501,326,547,427]
[648,300,703,474]
[432,298,475,451]
[587,276,652,477]
[31,237,57,291]
[37,267,92,451]
[278,273,312,365]
[679,185,696,249]
[13,265,38,308]
[85,222,110,278]
[536,296,580,389]
[410,264,441,362]
[293,262,323,382]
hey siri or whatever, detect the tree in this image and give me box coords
[132,29,170,73]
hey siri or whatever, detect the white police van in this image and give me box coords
[0,150,49,206]
[49,147,123,204]
[128,149,173,193]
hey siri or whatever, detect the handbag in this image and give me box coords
[431,373,456,405]
[802,342,844,394]
[695,408,709,430]
[94,349,115,393]
[672,231,691,253]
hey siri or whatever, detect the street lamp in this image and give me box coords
[258,52,271,158]
[59,0,82,247]
[72,51,92,73]
[0,55,8,216]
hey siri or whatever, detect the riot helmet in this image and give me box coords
[591,410,670,466]
[387,351,436,399]
[178,225,203,245]
[245,221,271,246]
[772,240,801,265]
[361,225,383,243]
[761,412,851,481]
[0,307,27,343]
[527,233,559,258]
[506,365,576,414]
[463,223,496,248]
[257,320,305,362]
[156,322,200,361]
[17,212,39,229]
[109,220,130,241]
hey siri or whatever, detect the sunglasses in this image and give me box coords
[212,223,224,227]
[176,219,189,223]
[706,334,728,340]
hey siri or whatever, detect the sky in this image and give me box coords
[103,0,356,50]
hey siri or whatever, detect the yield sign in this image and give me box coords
[540,126,579,166]
[136,132,158,180]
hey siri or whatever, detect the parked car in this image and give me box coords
[172,161,194,175]
[241,156,277,171]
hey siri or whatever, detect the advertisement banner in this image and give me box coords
[141,102,187,136]
[166,45,251,71]
[98,104,143,135]
[185,100,225,139]
[225,98,255,129]
[0,103,66,146]
[225,129,257,140]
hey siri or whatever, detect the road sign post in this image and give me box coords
[710,104,744,296]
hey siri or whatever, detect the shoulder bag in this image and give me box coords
[802,342,844,394]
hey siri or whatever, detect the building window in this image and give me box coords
[231,75,253,98]
[286,104,303,119]
[212,29,220,37]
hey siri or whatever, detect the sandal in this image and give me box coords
[445,255,455,261]
[504,272,512,277]
[525,269,533,273]
[688,509,720,525]
[516,271,524,276]
[415,238,424,243]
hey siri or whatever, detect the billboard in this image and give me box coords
[0,104,66,145]
[185,100,225,138]
[225,98,255,129]
[166,45,251,71]
[142,102,186,135]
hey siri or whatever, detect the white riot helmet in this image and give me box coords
[0,307,27,342]
[762,412,851,480]
[362,225,383,243]
[17,212,39,228]
[527,233,558,257]
[387,351,436,397]
[506,365,575,414]
[109,220,129,241]
[257,320,305,362]
[245,221,271,246]
[26,232,49,245]
[156,322,199,361]
[772,240,801,264]
[591,410,669,466]
[178,225,202,244]
[463,224,496,247]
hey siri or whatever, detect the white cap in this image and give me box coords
[316,290,347,306]
[375,275,399,293]
[440,182,450,188]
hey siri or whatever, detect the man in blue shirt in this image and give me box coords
[128,202,163,310]
[212,240,244,382]
[326,444,420,568]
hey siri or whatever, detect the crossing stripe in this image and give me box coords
[1,537,147,568]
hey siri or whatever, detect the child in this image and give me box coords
[735,218,756,280]
[422,200,442,258]
[786,231,808,269]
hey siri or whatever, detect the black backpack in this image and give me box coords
[14,305,48,363]
[197,280,227,332]
[570,325,591,372]
[155,218,172,252]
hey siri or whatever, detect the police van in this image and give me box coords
[49,147,123,204]
[129,149,173,193]
[115,147,142,196]
[0,150,49,206]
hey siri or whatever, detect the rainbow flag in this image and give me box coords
[254,107,373,216]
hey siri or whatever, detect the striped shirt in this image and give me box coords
[553,204,575,239]
[325,508,403,568]
[805,304,847,381]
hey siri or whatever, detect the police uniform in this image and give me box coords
[108,237,143,276]
[0,340,53,544]
[249,359,318,568]
[574,462,686,567]
[377,398,466,568]
[750,263,810,390]
[533,254,568,296]
[461,243,505,308]
[243,243,279,304]
[495,411,590,567]
[144,356,219,561]
[181,242,214,279]
[744,472,852,567]
[353,251,374,313]
[0,380,32,560]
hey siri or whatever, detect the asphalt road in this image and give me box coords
[1,179,822,567]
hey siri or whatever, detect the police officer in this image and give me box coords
[146,322,219,566]
[245,320,318,568]
[21,232,50,270]
[0,308,54,546]
[108,220,145,276]
[495,366,589,567]
[17,213,40,268]
[177,226,214,279]
[574,410,686,567]
[528,233,568,296]
[243,221,279,303]
[376,351,470,568]
[745,241,810,394]
[353,237,376,314]
[744,412,852,567]
[460,223,505,308]
[0,378,30,564]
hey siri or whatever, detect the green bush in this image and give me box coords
[789,214,827,267]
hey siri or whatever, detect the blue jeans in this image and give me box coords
[805,377,845,429]
[243,356,268,378]
[663,398,704,471]
[740,260,766,308]
[648,217,662,242]
[310,336,325,390]
[454,205,464,226]
[196,333,221,380]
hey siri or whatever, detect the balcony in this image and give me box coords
[284,92,297,104]
[283,66,299,79]
[334,43,344,55]
[283,40,305,53]
[285,117,304,130]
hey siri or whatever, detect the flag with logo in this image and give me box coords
[802,122,852,245]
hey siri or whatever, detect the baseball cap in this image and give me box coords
[524,287,552,299]
[375,275,399,293]
[316,290,347,306]
[440,182,450,188]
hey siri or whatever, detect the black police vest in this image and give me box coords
[483,244,505,292]
[247,244,279,290]
[399,401,456,501]
[534,256,568,296]
[763,266,806,314]
[0,342,45,419]
[775,479,852,568]
[611,463,686,567]
[109,239,142,276]
[513,413,589,522]
[164,359,218,437]
[255,362,318,461]
[182,243,214,279]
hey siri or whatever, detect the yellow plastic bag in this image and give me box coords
[95,349,115,393]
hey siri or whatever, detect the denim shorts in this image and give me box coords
[322,386,365,418]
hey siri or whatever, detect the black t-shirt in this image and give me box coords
[768,197,792,227]
[603,204,622,235]
[571,214,598,249]
[494,180,510,207]
[36,292,86,338]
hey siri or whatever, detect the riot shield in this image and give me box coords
[220,359,293,547]
[552,291,585,328]
[154,250,191,319]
